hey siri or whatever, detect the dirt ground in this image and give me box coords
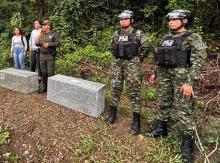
[0,87,154,162]
[0,86,219,162]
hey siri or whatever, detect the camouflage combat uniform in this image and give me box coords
[154,32,207,134]
[110,27,148,113]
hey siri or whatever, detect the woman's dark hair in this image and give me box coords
[15,27,24,35]
[34,20,42,26]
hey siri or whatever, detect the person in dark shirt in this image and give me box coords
[38,20,59,93]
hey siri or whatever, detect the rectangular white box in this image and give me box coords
[47,74,105,117]
[0,68,38,94]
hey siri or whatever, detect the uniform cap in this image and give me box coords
[42,20,52,26]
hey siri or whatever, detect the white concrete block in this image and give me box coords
[47,74,105,117]
[0,68,38,94]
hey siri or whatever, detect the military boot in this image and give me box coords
[180,133,194,163]
[144,120,167,137]
[105,106,117,124]
[131,112,140,135]
[37,77,42,93]
[39,74,47,93]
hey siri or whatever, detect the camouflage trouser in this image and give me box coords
[156,67,197,134]
[110,56,142,113]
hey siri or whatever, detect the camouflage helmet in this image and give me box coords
[166,10,193,27]
[118,10,134,19]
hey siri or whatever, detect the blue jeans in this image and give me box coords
[13,47,25,70]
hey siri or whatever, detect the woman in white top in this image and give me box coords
[11,27,27,70]
[29,20,42,73]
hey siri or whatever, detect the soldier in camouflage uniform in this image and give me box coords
[105,10,148,135]
[144,10,207,163]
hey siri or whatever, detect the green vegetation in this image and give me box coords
[0,0,219,78]
[141,86,157,102]
[0,0,219,162]
[72,121,185,162]
[2,153,20,163]
[0,123,11,145]
[0,123,21,163]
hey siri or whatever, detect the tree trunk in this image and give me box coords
[36,0,48,20]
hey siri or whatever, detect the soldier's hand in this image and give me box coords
[149,74,156,84]
[180,84,194,98]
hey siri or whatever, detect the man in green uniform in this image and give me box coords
[144,10,207,162]
[39,20,59,93]
[106,10,149,135]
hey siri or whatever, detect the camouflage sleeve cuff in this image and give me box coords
[150,65,157,76]
[186,78,194,86]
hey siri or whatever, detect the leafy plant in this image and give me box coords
[3,153,20,163]
[10,12,23,28]
[36,140,44,152]
[141,86,157,102]
[0,122,12,145]
[56,45,112,78]
[74,134,96,161]
[0,130,10,145]
[0,49,12,70]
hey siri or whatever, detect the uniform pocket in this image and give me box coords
[174,68,189,80]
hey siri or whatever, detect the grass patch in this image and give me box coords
[141,86,157,102]
[72,119,185,162]
[74,134,97,161]
[0,122,12,145]
[2,152,20,163]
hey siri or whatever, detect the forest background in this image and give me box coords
[0,0,219,162]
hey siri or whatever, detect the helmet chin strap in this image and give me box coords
[171,19,185,33]
[122,25,132,32]
[121,20,132,31]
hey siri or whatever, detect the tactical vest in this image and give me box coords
[154,32,192,68]
[112,29,140,60]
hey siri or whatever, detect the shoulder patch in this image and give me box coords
[190,33,208,50]
[194,42,207,50]
[114,30,119,36]
[135,29,147,43]
[136,30,142,37]
[112,30,119,40]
